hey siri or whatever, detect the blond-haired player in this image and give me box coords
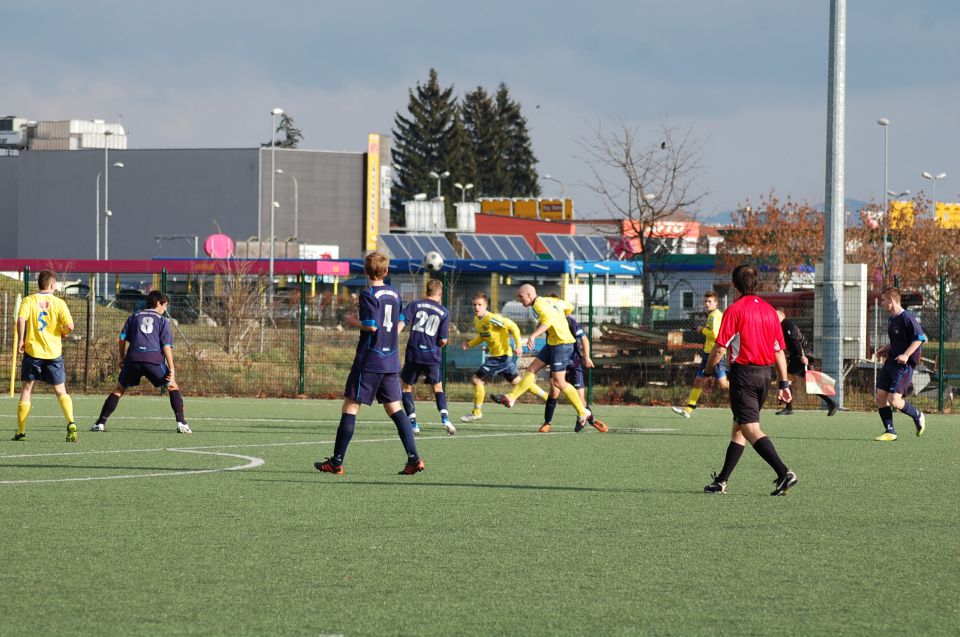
[460,292,548,422]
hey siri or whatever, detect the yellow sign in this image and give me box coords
[889,200,914,230]
[365,133,380,251]
[936,202,960,229]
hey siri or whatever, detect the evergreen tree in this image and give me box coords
[495,84,540,197]
[391,69,470,228]
[461,86,503,197]
[262,113,303,148]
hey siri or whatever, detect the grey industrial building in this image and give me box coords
[0,142,392,260]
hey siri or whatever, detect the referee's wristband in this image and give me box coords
[778,380,791,390]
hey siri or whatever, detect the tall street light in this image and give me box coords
[542,174,566,199]
[877,118,890,283]
[921,171,947,215]
[103,162,125,295]
[453,182,474,203]
[275,169,299,239]
[428,170,449,199]
[269,107,283,304]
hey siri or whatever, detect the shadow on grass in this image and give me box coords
[246,475,704,496]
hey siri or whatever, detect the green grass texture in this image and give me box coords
[1,394,957,636]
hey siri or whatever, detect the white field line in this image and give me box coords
[0,449,264,485]
[0,429,676,485]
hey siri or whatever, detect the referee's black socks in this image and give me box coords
[718,441,745,482]
[752,436,788,478]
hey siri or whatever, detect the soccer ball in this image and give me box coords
[423,251,444,272]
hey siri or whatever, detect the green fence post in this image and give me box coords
[938,273,946,412]
[161,268,168,294]
[587,273,594,406]
[23,266,30,296]
[893,274,900,289]
[299,270,306,396]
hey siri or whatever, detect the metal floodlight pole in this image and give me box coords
[877,118,890,284]
[822,0,846,407]
[269,107,283,306]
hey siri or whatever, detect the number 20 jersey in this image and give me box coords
[354,284,403,373]
[121,309,174,364]
[402,299,450,366]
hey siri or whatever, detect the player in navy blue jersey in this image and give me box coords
[315,252,424,475]
[874,287,927,441]
[400,279,454,435]
[90,290,191,434]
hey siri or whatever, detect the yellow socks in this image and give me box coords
[561,384,589,417]
[684,387,702,413]
[473,384,485,414]
[17,401,31,434]
[508,373,537,401]
[530,385,549,401]
[58,394,75,423]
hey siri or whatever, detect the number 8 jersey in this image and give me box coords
[121,308,174,364]
[354,284,403,372]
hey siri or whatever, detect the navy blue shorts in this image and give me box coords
[565,365,584,389]
[400,361,441,386]
[877,362,913,395]
[696,353,728,378]
[537,343,575,373]
[728,364,771,425]
[119,360,170,388]
[344,367,402,405]
[475,355,519,382]
[21,354,66,385]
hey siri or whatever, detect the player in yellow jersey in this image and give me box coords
[459,292,549,422]
[490,284,593,431]
[14,270,77,442]
[672,290,729,418]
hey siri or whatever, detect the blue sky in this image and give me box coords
[4,1,959,219]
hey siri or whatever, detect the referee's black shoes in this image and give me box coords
[771,470,798,496]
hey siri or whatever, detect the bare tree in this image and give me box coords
[206,260,267,360]
[582,119,706,325]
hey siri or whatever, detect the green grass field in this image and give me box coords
[1,395,957,636]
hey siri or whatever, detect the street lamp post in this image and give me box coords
[877,118,890,282]
[453,182,474,203]
[428,170,449,199]
[275,169,299,239]
[921,171,947,215]
[542,174,566,199]
[269,107,283,305]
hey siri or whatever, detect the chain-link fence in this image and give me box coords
[2,262,957,412]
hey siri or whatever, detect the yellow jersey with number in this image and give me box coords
[18,292,73,359]
[469,312,521,357]
[531,296,576,345]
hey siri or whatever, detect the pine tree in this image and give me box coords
[262,113,303,148]
[391,69,469,228]
[495,84,540,197]
[461,86,503,197]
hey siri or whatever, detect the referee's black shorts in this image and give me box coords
[728,363,773,425]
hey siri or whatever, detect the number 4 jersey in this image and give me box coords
[121,309,174,364]
[354,284,403,373]
[402,298,450,366]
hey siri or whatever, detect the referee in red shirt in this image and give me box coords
[702,264,798,496]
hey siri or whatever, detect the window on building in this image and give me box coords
[682,291,695,310]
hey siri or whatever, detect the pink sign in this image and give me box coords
[204,234,235,258]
